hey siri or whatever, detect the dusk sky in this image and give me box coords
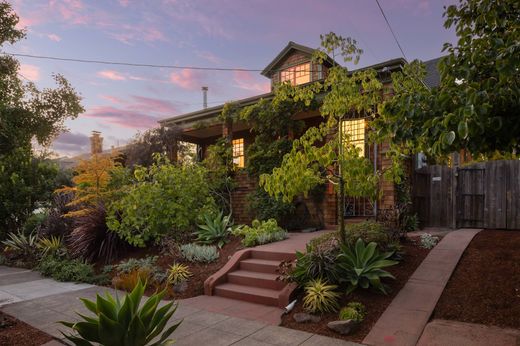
[7,0,458,157]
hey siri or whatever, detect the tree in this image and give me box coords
[260,33,383,244]
[56,153,120,218]
[123,126,193,167]
[375,0,520,159]
[0,1,84,235]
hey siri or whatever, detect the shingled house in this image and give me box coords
[159,41,440,228]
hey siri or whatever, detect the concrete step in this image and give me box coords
[239,258,281,274]
[213,283,280,307]
[227,270,285,290]
[251,250,297,261]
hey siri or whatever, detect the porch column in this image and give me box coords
[223,118,233,143]
[168,137,178,163]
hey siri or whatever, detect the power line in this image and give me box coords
[3,52,263,72]
[375,0,408,60]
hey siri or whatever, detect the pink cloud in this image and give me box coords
[19,64,40,81]
[84,95,181,129]
[84,106,159,129]
[97,70,126,81]
[170,69,206,90]
[233,71,270,93]
[47,33,61,42]
[119,0,130,7]
[110,24,167,44]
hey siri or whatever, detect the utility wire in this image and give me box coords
[375,0,408,60]
[3,52,263,72]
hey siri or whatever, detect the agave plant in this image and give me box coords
[195,211,233,248]
[2,232,39,256]
[337,238,398,295]
[59,280,181,346]
[302,278,341,314]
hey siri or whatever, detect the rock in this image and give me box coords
[173,281,188,293]
[293,312,321,323]
[327,320,359,335]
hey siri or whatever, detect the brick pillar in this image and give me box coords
[168,138,178,163]
[223,119,233,142]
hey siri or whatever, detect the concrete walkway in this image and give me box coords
[417,319,520,346]
[0,266,358,346]
[363,229,482,346]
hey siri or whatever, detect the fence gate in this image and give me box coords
[412,160,520,230]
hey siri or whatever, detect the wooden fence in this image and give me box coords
[412,160,520,230]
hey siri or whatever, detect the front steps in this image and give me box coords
[204,249,297,308]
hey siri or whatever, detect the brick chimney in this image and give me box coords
[90,131,103,155]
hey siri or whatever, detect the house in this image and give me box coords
[159,41,441,228]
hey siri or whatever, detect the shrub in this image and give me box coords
[302,279,341,314]
[39,192,74,237]
[337,238,398,295]
[59,280,181,346]
[195,211,232,248]
[115,256,159,274]
[37,236,65,258]
[167,263,192,285]
[107,155,216,247]
[2,232,39,257]
[290,245,339,286]
[37,255,96,283]
[246,187,296,228]
[232,219,287,247]
[23,211,48,235]
[112,268,153,291]
[180,243,219,263]
[420,233,439,249]
[68,204,129,263]
[346,221,390,247]
[339,302,366,322]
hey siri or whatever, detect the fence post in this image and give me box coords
[451,167,458,229]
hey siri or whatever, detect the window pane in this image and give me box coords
[342,119,366,157]
[232,138,245,168]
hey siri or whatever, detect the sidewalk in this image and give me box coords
[0,266,359,346]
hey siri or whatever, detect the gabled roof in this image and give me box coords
[261,41,337,77]
[423,57,443,88]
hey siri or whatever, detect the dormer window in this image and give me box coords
[280,62,311,86]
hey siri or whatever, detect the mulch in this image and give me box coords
[433,229,520,329]
[281,237,431,343]
[103,237,245,300]
[0,312,53,346]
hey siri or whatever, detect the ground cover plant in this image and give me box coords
[232,218,287,247]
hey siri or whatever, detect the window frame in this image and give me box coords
[341,118,367,157]
[279,62,311,86]
[232,138,245,168]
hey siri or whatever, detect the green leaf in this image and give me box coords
[457,121,469,139]
[445,131,456,145]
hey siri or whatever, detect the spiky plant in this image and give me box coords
[59,280,181,346]
[195,211,233,248]
[68,204,129,263]
[37,235,65,257]
[302,279,341,314]
[167,263,192,285]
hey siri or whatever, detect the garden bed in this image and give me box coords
[433,230,520,329]
[102,236,245,299]
[0,312,53,346]
[281,237,430,343]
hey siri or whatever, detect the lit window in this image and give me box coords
[280,62,311,86]
[232,138,245,168]
[342,119,366,157]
